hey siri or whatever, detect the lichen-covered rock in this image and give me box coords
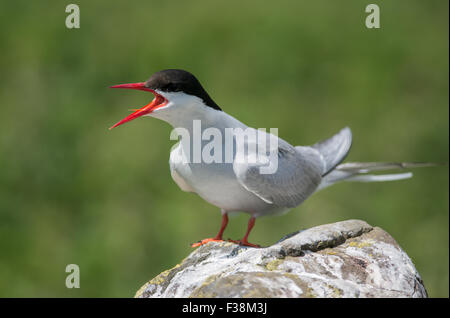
[135,220,427,298]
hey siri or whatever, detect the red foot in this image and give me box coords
[228,239,261,248]
[191,238,225,248]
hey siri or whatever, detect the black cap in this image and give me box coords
[144,69,222,111]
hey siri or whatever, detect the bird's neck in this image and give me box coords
[152,102,247,134]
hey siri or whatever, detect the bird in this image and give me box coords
[109,69,436,248]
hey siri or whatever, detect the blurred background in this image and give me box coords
[0,0,448,297]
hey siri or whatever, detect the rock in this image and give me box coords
[135,220,427,298]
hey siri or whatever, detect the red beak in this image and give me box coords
[109,82,168,129]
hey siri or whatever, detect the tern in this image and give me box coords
[110,69,435,247]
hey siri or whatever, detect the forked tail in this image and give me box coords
[317,161,439,191]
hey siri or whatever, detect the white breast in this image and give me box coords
[169,143,277,214]
[162,101,288,216]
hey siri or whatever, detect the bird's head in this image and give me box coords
[109,69,221,129]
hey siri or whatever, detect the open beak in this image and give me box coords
[109,82,168,129]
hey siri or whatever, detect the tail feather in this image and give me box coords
[317,161,439,191]
[309,127,352,176]
[336,161,438,173]
[343,172,413,182]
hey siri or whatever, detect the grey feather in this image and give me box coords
[336,161,439,173]
[309,127,352,176]
[234,136,323,208]
[318,170,413,190]
[317,161,439,191]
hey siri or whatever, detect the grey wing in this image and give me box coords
[233,138,324,208]
[309,127,352,176]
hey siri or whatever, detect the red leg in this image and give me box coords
[191,213,228,247]
[229,216,261,248]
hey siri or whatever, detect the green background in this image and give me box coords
[0,1,448,297]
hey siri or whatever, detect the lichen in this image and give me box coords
[327,284,343,298]
[134,282,150,298]
[265,259,284,271]
[136,262,182,296]
[348,240,373,249]
[305,287,317,298]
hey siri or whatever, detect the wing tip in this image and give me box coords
[319,126,353,177]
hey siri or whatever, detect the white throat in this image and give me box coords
[148,91,246,132]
